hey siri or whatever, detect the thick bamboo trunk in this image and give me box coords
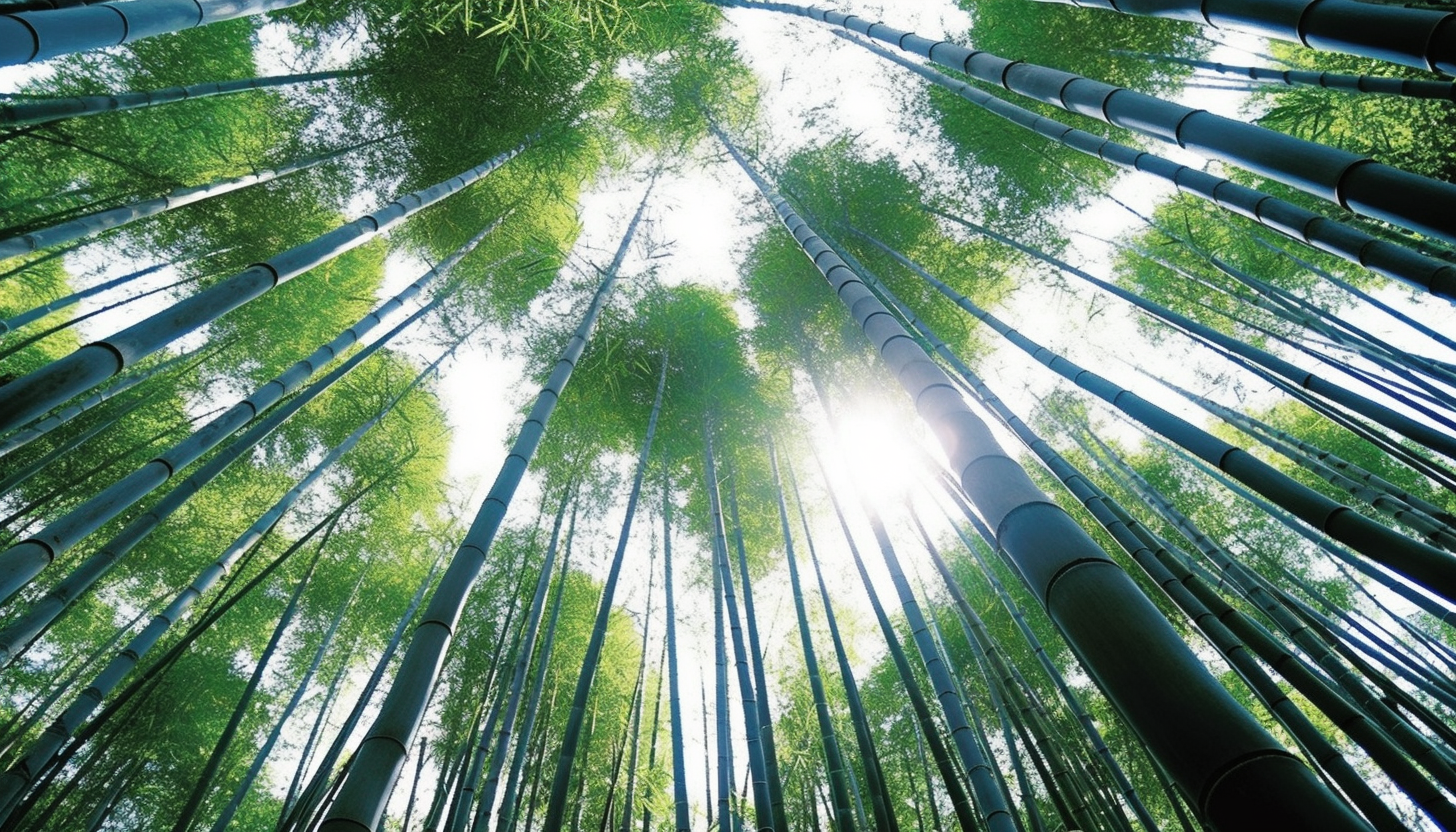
[1041,0,1455,75]
[865,232,1456,608]
[320,186,649,832]
[0,0,307,66]
[720,0,1456,247]
[0,140,525,435]
[0,342,211,459]
[716,129,1367,831]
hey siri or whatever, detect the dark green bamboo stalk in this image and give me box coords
[862,232,1456,610]
[1042,0,1455,75]
[1132,52,1456,98]
[799,478,900,832]
[0,293,457,661]
[0,0,306,66]
[0,343,451,821]
[168,532,329,832]
[539,351,668,832]
[704,423,775,831]
[767,439,858,832]
[472,489,572,832]
[724,462,788,832]
[844,31,1456,299]
[717,0,1456,245]
[0,224,490,609]
[715,128,1366,830]
[319,184,649,832]
[661,478,691,832]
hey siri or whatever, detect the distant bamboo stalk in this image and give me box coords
[0,69,365,128]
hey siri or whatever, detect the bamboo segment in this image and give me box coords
[0,0,306,67]
[0,141,525,435]
[716,0,1456,244]
[716,126,1369,830]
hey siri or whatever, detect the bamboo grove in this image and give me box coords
[0,0,1454,830]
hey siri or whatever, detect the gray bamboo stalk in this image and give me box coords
[0,138,526,435]
[0,292,452,657]
[0,390,151,495]
[1063,448,1453,827]
[0,270,208,363]
[319,184,649,832]
[0,141,368,261]
[862,231,1456,609]
[766,439,857,832]
[0,220,494,608]
[207,561,368,832]
[540,351,668,832]
[704,422,774,832]
[1042,0,1455,75]
[279,553,448,832]
[0,342,446,821]
[0,0,307,66]
[718,0,1456,245]
[661,479,691,832]
[715,127,1368,830]
[0,259,170,334]
[0,69,363,127]
[0,341,208,458]
[723,463,788,832]
[494,509,575,832]
[471,490,571,832]
[701,676,713,830]
[836,235,1193,832]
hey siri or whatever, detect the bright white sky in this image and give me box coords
[5,2,1456,827]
